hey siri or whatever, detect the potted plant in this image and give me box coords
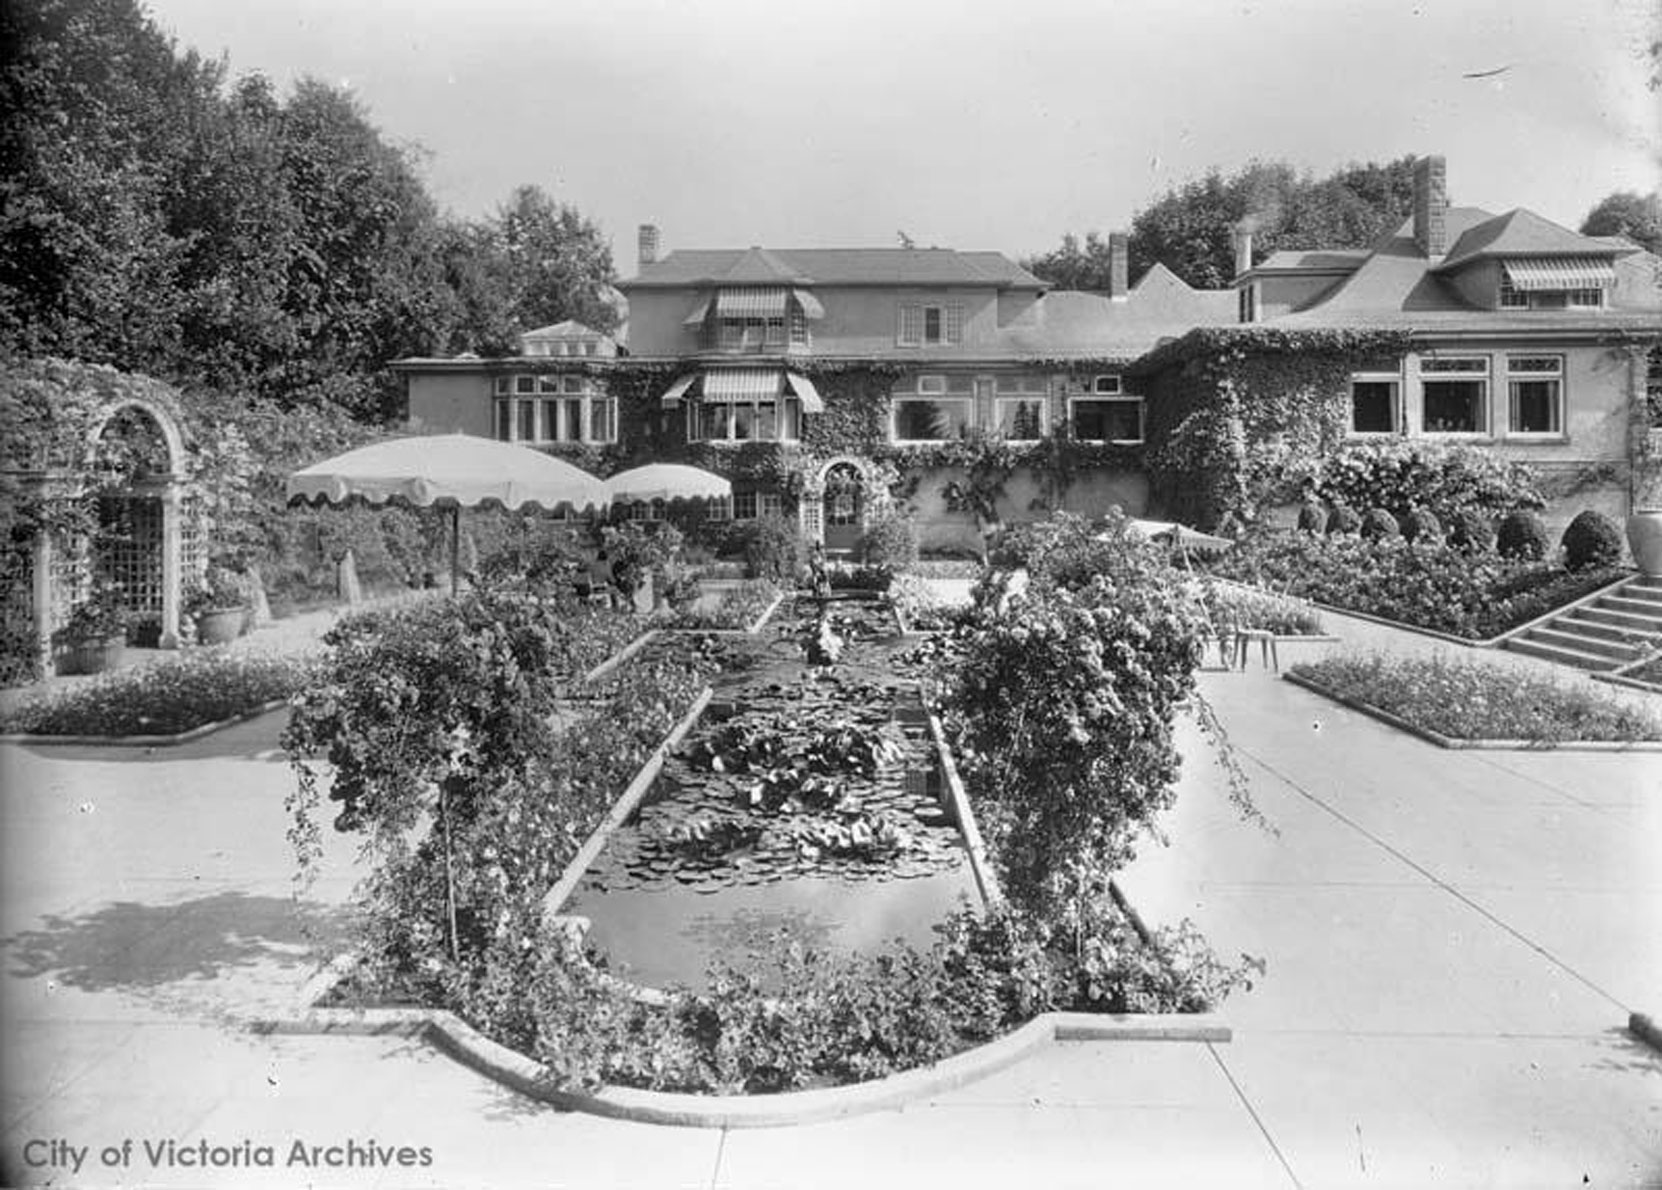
[54,579,130,675]
[187,565,252,645]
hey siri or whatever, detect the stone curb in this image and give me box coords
[1628,1012,1662,1055]
[1282,669,1662,752]
[660,592,785,636]
[250,1004,1230,1129]
[1594,670,1662,696]
[0,697,292,749]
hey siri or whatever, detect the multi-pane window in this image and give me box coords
[1498,276,1606,310]
[892,374,973,441]
[1093,375,1122,395]
[1349,362,1401,435]
[1069,397,1144,443]
[690,398,802,443]
[1506,355,1564,435]
[759,493,783,519]
[732,491,758,520]
[1420,356,1489,434]
[717,317,787,351]
[491,375,616,444]
[993,376,1048,440]
[897,304,964,346]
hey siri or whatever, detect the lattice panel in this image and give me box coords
[96,495,165,617]
[49,526,90,634]
[181,494,208,586]
[2,540,34,642]
[799,500,824,545]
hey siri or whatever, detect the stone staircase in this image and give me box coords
[1504,574,1662,672]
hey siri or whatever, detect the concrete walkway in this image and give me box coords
[1,617,1658,1187]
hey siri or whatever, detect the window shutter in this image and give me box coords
[943,305,963,344]
[898,305,921,345]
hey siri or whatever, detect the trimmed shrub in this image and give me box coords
[1296,501,1326,533]
[1326,505,1361,535]
[1360,508,1401,541]
[1313,440,1542,524]
[1446,507,1495,553]
[740,514,802,583]
[857,506,919,572]
[1497,509,1550,561]
[1401,507,1443,544]
[1560,510,1624,572]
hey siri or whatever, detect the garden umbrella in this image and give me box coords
[604,462,731,506]
[286,433,610,591]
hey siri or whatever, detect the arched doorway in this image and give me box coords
[822,462,864,555]
[85,404,181,645]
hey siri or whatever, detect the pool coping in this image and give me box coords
[1282,668,1662,752]
[251,997,1229,1129]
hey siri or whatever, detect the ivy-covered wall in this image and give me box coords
[1134,327,1413,528]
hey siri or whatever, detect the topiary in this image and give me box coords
[1496,509,1549,561]
[1326,505,1361,535]
[857,506,919,572]
[741,513,803,583]
[1296,501,1326,533]
[1559,509,1623,572]
[1401,508,1443,544]
[1446,507,1496,554]
[1360,508,1401,541]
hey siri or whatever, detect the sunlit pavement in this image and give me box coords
[2,610,1659,1188]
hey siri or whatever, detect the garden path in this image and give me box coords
[0,608,1657,1187]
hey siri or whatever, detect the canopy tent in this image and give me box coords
[286,433,610,591]
[604,463,731,506]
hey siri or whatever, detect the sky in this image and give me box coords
[143,0,1661,269]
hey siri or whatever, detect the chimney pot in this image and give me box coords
[1108,231,1130,300]
[638,223,660,271]
[1233,228,1254,280]
[1412,156,1448,257]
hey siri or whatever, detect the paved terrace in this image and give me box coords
[0,606,1657,1188]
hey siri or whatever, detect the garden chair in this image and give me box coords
[1235,625,1278,672]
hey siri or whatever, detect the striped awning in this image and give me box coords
[681,298,711,326]
[785,372,824,414]
[1502,257,1616,291]
[702,368,782,402]
[714,287,787,318]
[792,288,825,319]
[659,374,698,408]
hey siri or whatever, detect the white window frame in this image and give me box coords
[1419,355,1491,437]
[732,491,759,520]
[1067,395,1144,444]
[493,374,615,444]
[891,373,974,442]
[687,396,803,444]
[1092,374,1122,395]
[1504,354,1565,438]
[992,375,1049,441]
[759,492,783,519]
[897,303,964,347]
[1347,366,1402,437]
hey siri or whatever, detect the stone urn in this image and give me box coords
[195,606,247,645]
[1627,509,1662,576]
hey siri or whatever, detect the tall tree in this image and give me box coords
[1580,191,1662,255]
[1021,232,1119,292]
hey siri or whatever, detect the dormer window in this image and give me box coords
[701,288,812,351]
[1497,258,1614,310]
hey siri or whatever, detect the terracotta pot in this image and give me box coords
[1627,509,1662,576]
[58,635,125,676]
[196,606,247,645]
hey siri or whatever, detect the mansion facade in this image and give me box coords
[398,157,1662,553]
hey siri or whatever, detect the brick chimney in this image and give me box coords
[1108,231,1130,300]
[1412,156,1448,258]
[1232,226,1254,279]
[638,223,660,271]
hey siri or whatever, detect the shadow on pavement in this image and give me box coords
[8,709,296,765]
[0,892,356,993]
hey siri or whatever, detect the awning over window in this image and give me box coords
[702,368,782,402]
[659,374,698,408]
[784,372,824,413]
[714,288,787,318]
[681,298,711,326]
[1502,257,1616,291]
[792,288,825,319]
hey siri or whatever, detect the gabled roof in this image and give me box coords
[1434,208,1633,271]
[989,266,1237,357]
[625,247,1047,289]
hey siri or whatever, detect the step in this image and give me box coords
[1504,636,1622,672]
[1620,580,1662,605]
[1521,625,1643,662]
[1551,614,1658,647]
[1593,595,1662,624]
[1580,605,1662,634]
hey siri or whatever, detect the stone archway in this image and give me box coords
[800,455,886,554]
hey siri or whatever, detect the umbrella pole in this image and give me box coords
[450,505,461,595]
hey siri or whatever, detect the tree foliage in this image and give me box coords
[1579,191,1662,255]
[1026,157,1417,291]
[0,0,616,422]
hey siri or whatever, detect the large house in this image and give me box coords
[398,156,1662,552]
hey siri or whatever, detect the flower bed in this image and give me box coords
[662,580,781,631]
[2,652,312,737]
[1208,533,1623,640]
[1197,579,1323,636]
[1290,653,1662,744]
